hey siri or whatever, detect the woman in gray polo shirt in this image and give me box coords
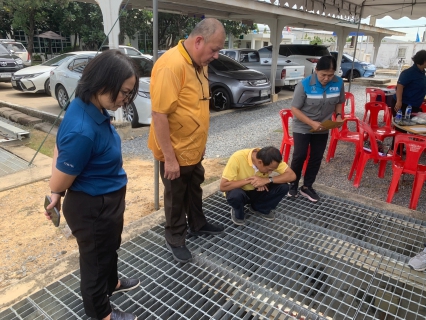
[288,56,345,202]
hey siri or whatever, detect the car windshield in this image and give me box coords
[288,45,330,56]
[210,54,247,71]
[130,56,153,77]
[42,53,75,66]
[343,54,360,62]
[0,44,10,54]
[2,42,26,52]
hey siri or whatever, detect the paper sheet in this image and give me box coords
[309,120,345,132]
[406,127,426,133]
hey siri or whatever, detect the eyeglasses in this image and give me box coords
[120,89,134,101]
[194,67,211,101]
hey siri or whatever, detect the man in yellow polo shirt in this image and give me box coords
[148,18,226,263]
[220,147,296,225]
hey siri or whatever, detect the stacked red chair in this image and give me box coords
[386,134,426,210]
[326,92,360,162]
[348,121,394,188]
[279,109,309,175]
[363,101,395,142]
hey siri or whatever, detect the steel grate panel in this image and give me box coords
[1,191,426,319]
[0,147,32,177]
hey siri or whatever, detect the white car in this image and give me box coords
[11,52,84,96]
[49,52,152,127]
[0,40,31,67]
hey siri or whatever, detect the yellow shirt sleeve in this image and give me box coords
[222,157,240,182]
[150,67,181,114]
[275,161,289,174]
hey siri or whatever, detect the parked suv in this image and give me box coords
[0,43,23,82]
[330,51,376,79]
[258,44,331,76]
[0,39,31,67]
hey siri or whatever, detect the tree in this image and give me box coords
[221,20,257,38]
[0,4,14,39]
[119,8,152,45]
[310,35,323,45]
[4,0,68,55]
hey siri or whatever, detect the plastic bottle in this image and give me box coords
[395,110,403,124]
[405,105,412,120]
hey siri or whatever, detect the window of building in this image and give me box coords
[397,47,407,58]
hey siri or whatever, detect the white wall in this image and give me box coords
[346,41,426,68]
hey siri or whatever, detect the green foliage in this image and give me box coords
[309,35,323,45]
[0,5,13,38]
[119,8,152,44]
[221,20,257,38]
[32,53,42,61]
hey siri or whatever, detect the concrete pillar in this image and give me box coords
[96,0,123,121]
[228,33,234,49]
[96,0,121,49]
[372,34,384,66]
[251,38,255,49]
[335,28,348,76]
[265,18,286,98]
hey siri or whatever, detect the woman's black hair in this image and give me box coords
[256,146,282,166]
[316,55,337,71]
[76,49,139,105]
[412,50,426,65]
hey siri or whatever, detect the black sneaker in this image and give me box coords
[248,206,275,221]
[112,278,140,295]
[166,241,192,263]
[287,182,299,198]
[299,186,320,202]
[110,309,138,320]
[187,222,224,236]
[230,208,246,226]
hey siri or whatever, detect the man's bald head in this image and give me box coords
[185,18,226,66]
[189,18,226,43]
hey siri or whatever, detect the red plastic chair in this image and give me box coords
[421,102,426,113]
[366,87,386,103]
[363,101,395,141]
[279,109,309,175]
[348,121,394,188]
[343,92,357,120]
[326,114,360,162]
[386,134,426,210]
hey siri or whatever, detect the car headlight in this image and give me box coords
[138,91,150,99]
[240,79,269,86]
[22,72,44,79]
[363,66,369,70]
[15,58,23,65]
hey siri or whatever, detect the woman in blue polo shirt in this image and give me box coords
[288,55,345,202]
[44,50,139,320]
[393,50,426,116]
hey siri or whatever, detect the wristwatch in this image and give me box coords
[269,177,273,183]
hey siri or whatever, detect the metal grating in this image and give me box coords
[0,147,32,177]
[1,191,426,319]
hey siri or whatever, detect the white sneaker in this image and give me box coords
[408,247,426,271]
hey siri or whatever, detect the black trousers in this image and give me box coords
[226,183,289,219]
[160,160,207,246]
[291,132,329,188]
[63,186,126,319]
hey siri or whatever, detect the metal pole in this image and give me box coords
[348,1,365,93]
[153,0,160,210]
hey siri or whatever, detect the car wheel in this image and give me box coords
[122,102,141,128]
[56,85,69,109]
[211,87,231,111]
[44,78,51,96]
[347,70,361,80]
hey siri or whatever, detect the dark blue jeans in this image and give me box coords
[226,183,289,219]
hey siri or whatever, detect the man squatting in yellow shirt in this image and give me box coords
[220,147,296,225]
[148,18,226,264]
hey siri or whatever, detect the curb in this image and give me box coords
[0,100,63,126]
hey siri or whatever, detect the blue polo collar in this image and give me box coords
[75,97,110,125]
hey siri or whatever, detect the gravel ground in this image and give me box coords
[121,83,426,214]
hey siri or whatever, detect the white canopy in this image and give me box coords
[279,0,426,20]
